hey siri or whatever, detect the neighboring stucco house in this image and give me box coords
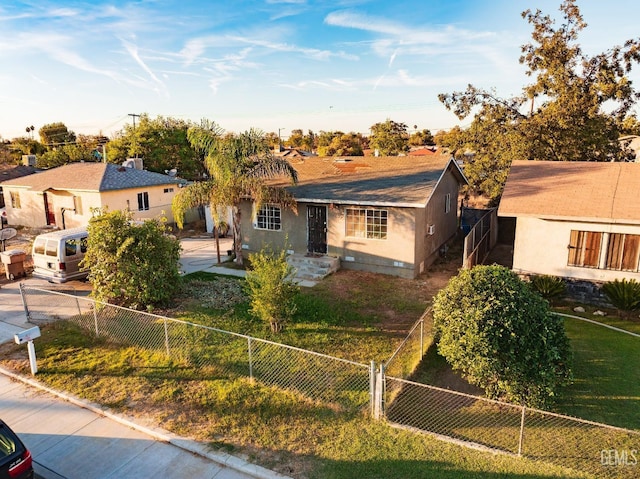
[0,164,40,209]
[239,154,467,279]
[1,162,186,229]
[498,160,640,284]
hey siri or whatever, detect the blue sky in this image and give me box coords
[1,0,639,141]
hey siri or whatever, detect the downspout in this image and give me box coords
[61,208,75,230]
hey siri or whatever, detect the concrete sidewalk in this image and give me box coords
[0,370,289,479]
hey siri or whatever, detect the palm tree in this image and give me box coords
[172,120,298,265]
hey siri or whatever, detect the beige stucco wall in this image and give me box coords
[416,166,461,276]
[238,200,420,278]
[100,185,179,223]
[512,216,640,282]
[2,183,179,228]
[1,187,100,229]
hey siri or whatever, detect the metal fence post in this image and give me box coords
[373,363,385,420]
[420,319,424,357]
[248,337,253,382]
[370,360,376,418]
[92,304,99,336]
[164,318,170,356]
[19,283,31,322]
[518,405,526,456]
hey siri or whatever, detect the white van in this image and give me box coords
[31,227,89,283]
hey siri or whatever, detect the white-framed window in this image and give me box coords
[10,191,21,209]
[445,193,451,214]
[164,187,174,193]
[255,204,281,231]
[345,208,388,240]
[137,192,149,211]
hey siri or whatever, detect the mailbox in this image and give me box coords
[14,326,41,345]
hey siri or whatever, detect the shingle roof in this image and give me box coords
[498,160,640,224]
[273,154,465,207]
[2,162,185,192]
[0,164,40,183]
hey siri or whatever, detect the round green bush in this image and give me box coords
[432,265,571,408]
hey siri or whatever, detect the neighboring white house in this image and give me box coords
[1,162,186,229]
[498,160,640,284]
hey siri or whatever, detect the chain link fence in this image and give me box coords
[19,285,371,412]
[383,308,431,380]
[17,286,640,477]
[383,376,639,478]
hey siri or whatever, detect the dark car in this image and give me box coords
[0,420,33,479]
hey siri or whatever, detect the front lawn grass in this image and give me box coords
[556,316,640,430]
[2,322,590,479]
[2,270,637,478]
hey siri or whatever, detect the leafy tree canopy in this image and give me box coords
[433,265,572,408]
[107,114,205,180]
[438,0,640,203]
[369,119,409,156]
[39,122,76,147]
[409,128,435,147]
[317,132,365,156]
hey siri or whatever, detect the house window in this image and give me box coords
[255,204,281,230]
[605,233,640,271]
[10,191,21,209]
[567,230,603,268]
[445,193,451,214]
[73,196,82,215]
[137,192,149,211]
[164,188,174,193]
[345,208,388,240]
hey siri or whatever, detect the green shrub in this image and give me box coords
[82,209,182,310]
[433,265,572,408]
[602,278,640,313]
[245,245,299,333]
[530,275,566,300]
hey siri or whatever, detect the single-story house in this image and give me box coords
[1,162,186,229]
[239,154,467,279]
[498,160,640,284]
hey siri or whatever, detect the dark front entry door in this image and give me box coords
[307,205,327,254]
[44,192,56,226]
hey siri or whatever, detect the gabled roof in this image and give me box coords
[498,160,640,224]
[273,154,466,208]
[0,164,40,184]
[2,162,185,192]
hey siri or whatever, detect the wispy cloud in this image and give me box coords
[121,39,169,97]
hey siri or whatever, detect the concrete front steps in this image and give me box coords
[287,253,340,286]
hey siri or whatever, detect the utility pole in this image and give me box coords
[128,113,140,129]
[128,113,140,158]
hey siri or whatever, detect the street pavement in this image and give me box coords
[0,236,286,479]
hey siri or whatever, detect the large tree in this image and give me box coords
[39,122,76,147]
[107,114,205,180]
[369,119,409,156]
[439,0,640,202]
[317,132,365,156]
[172,121,298,265]
[409,128,435,147]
